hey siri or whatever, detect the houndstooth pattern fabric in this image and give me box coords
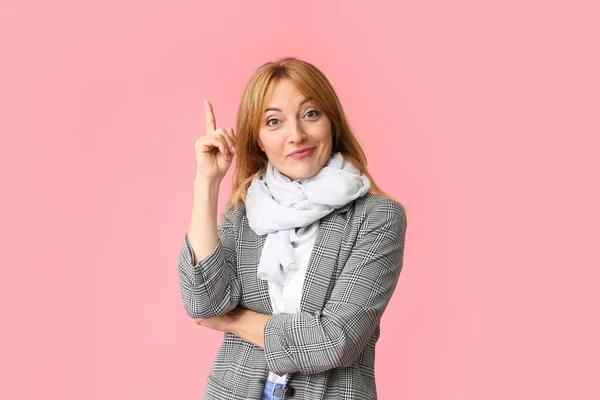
[177,193,407,400]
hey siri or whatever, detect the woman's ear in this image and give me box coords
[257,139,264,152]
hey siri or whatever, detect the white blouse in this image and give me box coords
[265,221,319,384]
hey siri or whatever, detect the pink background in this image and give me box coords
[1,0,598,399]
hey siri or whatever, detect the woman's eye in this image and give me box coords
[266,118,280,127]
[305,110,320,118]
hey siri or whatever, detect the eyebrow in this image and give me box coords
[264,97,313,113]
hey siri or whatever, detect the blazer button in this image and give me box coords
[285,385,295,397]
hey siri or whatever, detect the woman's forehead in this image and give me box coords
[262,80,315,110]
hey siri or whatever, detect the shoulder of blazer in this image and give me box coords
[219,201,246,227]
[348,192,407,228]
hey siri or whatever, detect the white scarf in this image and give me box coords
[245,152,371,285]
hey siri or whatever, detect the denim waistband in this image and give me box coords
[262,380,286,400]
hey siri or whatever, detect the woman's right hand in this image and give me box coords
[194,100,237,183]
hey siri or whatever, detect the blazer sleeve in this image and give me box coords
[263,198,407,375]
[177,204,241,319]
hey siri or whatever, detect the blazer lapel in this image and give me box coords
[300,203,352,314]
[239,214,273,315]
[255,234,273,314]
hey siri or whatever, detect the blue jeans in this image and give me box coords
[262,380,285,400]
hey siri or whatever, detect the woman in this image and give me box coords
[177,57,407,400]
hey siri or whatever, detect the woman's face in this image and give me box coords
[257,79,333,181]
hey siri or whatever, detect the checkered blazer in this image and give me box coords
[177,192,407,400]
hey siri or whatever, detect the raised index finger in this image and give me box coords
[204,100,216,134]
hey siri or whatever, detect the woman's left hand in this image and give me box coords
[195,307,270,348]
[195,308,243,333]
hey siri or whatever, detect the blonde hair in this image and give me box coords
[224,57,405,217]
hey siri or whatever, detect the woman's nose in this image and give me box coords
[288,121,307,142]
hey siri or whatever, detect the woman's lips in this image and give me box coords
[289,148,314,159]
